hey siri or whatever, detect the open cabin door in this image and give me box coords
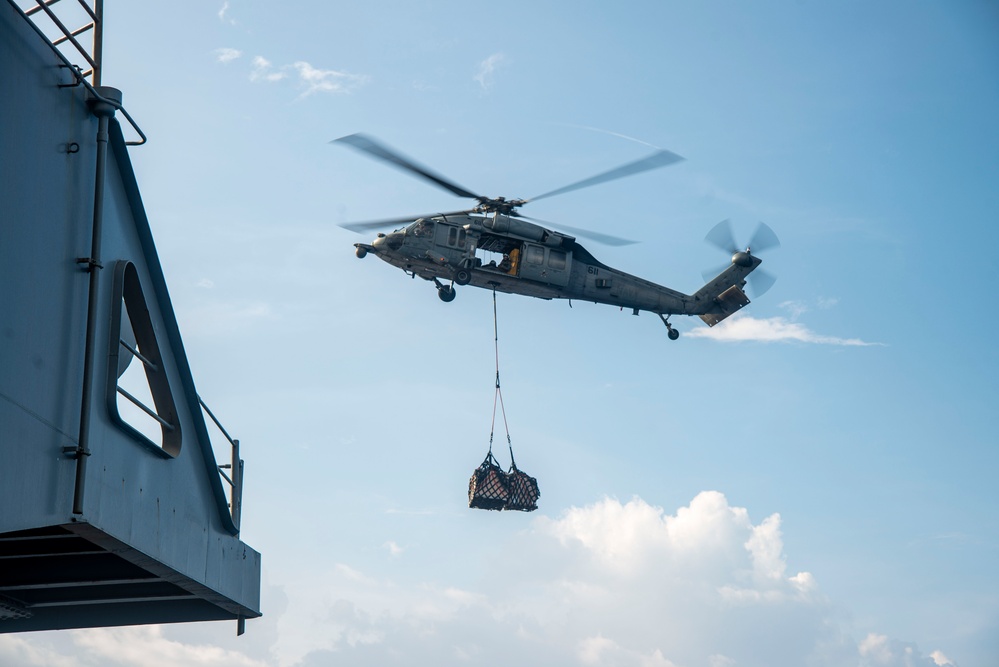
[518,243,571,287]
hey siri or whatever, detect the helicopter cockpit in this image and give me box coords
[407,218,435,237]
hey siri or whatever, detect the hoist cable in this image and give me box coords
[488,290,514,466]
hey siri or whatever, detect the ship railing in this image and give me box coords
[8,0,146,145]
[200,397,245,533]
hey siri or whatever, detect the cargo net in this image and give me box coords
[468,291,540,512]
[468,452,540,512]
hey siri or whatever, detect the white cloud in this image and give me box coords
[218,2,236,25]
[780,297,841,320]
[290,61,368,97]
[383,540,404,557]
[686,314,883,346]
[931,649,957,666]
[214,47,242,64]
[0,627,269,667]
[243,56,367,96]
[858,633,951,667]
[6,493,955,667]
[474,52,506,91]
[249,56,286,82]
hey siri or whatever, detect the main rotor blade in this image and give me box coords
[517,214,638,246]
[526,149,685,203]
[749,221,781,254]
[332,134,482,200]
[705,219,738,254]
[557,223,638,246]
[339,209,472,233]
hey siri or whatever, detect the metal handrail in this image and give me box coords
[199,397,244,531]
[7,0,146,145]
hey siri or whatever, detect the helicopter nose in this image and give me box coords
[374,231,405,251]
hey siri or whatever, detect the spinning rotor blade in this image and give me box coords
[556,223,638,246]
[339,209,472,233]
[748,268,777,297]
[526,149,685,203]
[517,214,638,246]
[702,219,780,295]
[705,219,738,254]
[749,221,781,254]
[332,134,481,200]
[701,263,777,296]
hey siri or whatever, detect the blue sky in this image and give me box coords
[5,1,998,666]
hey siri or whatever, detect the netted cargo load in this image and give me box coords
[504,465,540,512]
[469,291,541,513]
[468,452,509,511]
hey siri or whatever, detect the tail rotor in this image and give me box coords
[701,219,780,296]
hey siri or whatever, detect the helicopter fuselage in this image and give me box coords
[354,213,760,331]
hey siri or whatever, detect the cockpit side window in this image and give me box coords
[409,219,435,237]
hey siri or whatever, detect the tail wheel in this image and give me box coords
[438,286,456,302]
[667,328,680,341]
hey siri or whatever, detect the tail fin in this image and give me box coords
[692,257,761,326]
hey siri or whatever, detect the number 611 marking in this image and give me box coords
[587,266,599,275]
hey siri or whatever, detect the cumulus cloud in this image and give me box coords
[0,626,268,667]
[686,314,883,346]
[858,633,956,667]
[270,493,946,667]
[3,493,953,667]
[474,52,506,91]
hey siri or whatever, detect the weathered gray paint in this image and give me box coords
[1,2,260,631]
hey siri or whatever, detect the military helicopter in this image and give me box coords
[334,134,778,340]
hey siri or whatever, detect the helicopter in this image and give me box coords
[333,133,778,340]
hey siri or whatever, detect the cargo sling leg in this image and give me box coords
[467,291,539,512]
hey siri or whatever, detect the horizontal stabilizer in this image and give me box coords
[699,284,750,326]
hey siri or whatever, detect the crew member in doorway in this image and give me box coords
[503,247,520,275]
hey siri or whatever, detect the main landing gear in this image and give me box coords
[658,313,680,340]
[433,277,456,302]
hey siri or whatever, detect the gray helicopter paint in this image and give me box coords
[355,213,759,327]
[333,135,766,334]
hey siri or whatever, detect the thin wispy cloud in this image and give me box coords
[686,314,882,346]
[249,55,286,82]
[234,55,366,97]
[779,298,840,320]
[218,1,236,25]
[291,61,369,97]
[214,47,242,64]
[474,52,506,91]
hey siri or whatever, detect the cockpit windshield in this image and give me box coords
[407,218,436,238]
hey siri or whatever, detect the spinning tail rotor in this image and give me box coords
[701,219,780,296]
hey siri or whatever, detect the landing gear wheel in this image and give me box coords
[667,328,680,341]
[355,246,367,259]
[438,286,456,302]
[454,268,471,286]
